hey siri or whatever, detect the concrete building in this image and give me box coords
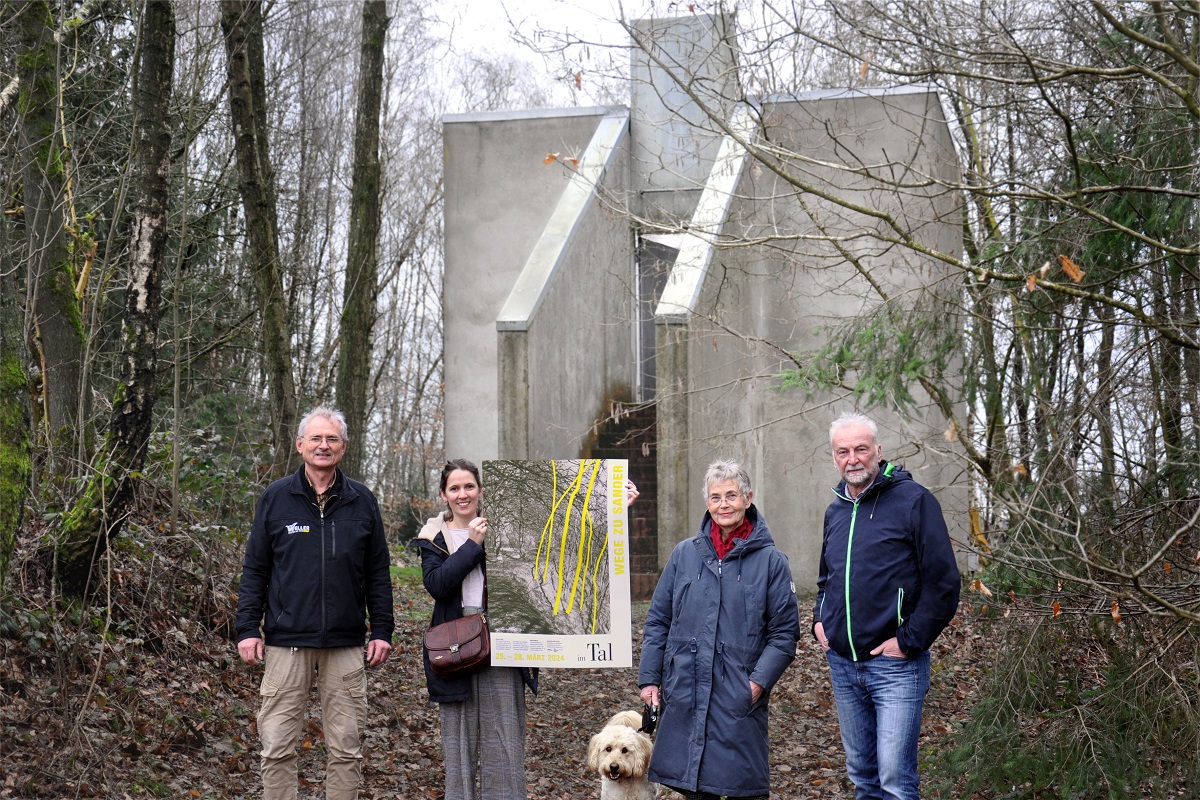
[442,15,967,598]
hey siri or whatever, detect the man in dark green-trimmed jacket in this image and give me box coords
[814,411,960,800]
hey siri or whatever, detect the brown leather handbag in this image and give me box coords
[424,613,490,678]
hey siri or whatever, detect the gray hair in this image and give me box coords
[829,411,877,447]
[297,406,349,442]
[702,460,752,500]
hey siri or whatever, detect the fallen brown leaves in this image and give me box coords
[0,556,989,799]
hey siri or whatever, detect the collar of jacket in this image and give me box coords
[833,460,898,503]
[415,514,451,553]
[287,466,354,505]
[697,504,773,555]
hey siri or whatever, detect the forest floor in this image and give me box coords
[0,545,992,799]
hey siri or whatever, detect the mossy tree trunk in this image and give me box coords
[0,151,32,593]
[16,0,84,478]
[54,0,175,596]
[335,0,389,479]
[220,0,299,477]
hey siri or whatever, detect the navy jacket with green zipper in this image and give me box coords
[236,467,395,649]
[815,461,959,660]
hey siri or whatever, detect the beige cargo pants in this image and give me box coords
[258,646,368,800]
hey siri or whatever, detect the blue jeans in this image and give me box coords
[826,649,929,800]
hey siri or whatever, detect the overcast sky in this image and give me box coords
[432,0,682,106]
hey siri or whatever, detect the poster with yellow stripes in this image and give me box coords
[483,459,632,668]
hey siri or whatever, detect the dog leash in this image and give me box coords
[640,703,658,735]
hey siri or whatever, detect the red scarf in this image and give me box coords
[711,516,753,560]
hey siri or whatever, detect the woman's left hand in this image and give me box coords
[625,480,640,507]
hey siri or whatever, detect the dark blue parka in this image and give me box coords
[414,516,537,702]
[815,461,960,661]
[236,467,395,648]
[638,505,799,797]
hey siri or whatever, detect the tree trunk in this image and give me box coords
[54,0,175,596]
[335,0,389,479]
[1095,300,1117,504]
[220,0,298,476]
[0,149,32,592]
[1157,256,1187,506]
[16,0,85,477]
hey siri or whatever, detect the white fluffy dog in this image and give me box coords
[586,710,657,800]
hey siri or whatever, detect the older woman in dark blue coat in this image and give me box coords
[638,461,800,800]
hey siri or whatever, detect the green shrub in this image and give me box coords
[928,614,1198,799]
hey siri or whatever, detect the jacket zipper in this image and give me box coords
[845,501,859,661]
[689,638,699,710]
[840,470,891,662]
[320,502,327,647]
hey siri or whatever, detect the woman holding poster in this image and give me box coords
[415,459,537,800]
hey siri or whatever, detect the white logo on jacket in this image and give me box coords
[285,523,311,535]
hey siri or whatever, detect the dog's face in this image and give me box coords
[587,723,653,783]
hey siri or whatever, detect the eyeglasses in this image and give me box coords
[304,435,343,446]
[707,491,742,505]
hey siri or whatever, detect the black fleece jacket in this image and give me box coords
[236,467,394,648]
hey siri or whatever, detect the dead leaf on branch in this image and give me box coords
[543,152,579,171]
[1058,254,1085,282]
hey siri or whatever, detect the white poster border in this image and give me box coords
[489,459,632,669]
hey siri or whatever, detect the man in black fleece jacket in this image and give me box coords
[236,406,394,800]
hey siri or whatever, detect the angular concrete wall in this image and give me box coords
[654,105,759,563]
[655,88,966,587]
[630,14,738,225]
[440,24,967,592]
[443,108,617,462]
[496,111,635,458]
